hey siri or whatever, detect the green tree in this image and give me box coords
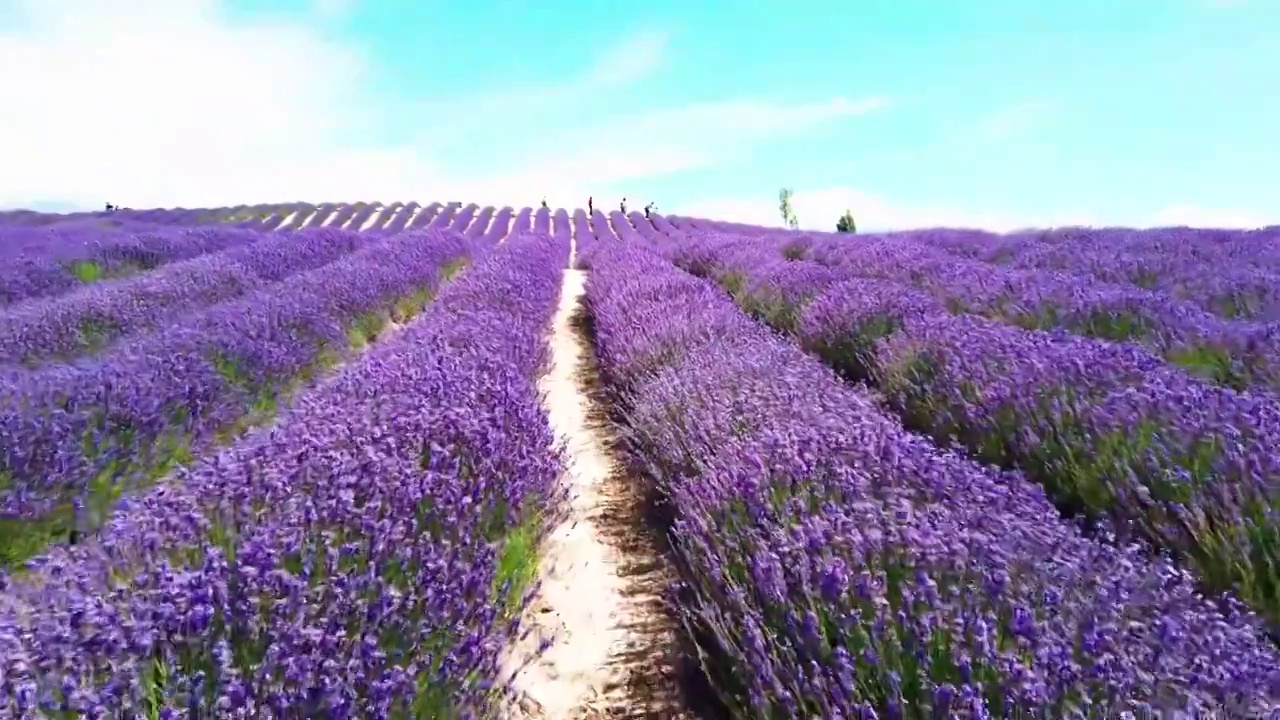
[778,188,799,229]
[836,209,857,233]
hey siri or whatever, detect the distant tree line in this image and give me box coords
[777,187,857,233]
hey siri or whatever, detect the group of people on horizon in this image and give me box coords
[571,197,656,218]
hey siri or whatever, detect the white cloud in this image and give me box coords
[445,92,886,211]
[1149,204,1270,229]
[483,97,888,200]
[417,29,673,123]
[0,1,885,211]
[0,0,431,208]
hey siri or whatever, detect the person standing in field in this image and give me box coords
[588,197,593,213]
[541,197,548,209]
[620,198,627,214]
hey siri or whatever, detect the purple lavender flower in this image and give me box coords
[584,240,1280,718]
[0,234,570,717]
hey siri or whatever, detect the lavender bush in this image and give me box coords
[401,202,437,229]
[481,207,514,244]
[677,233,1280,638]
[1,225,265,307]
[324,204,360,231]
[344,203,380,233]
[832,225,1280,320]
[805,236,1280,393]
[572,209,594,264]
[511,207,533,236]
[0,228,368,366]
[377,202,416,235]
[467,206,494,239]
[449,204,478,234]
[0,233,568,717]
[583,240,1280,717]
[427,203,458,231]
[591,210,616,243]
[407,202,441,231]
[0,230,475,569]
[625,211,658,241]
[551,208,570,246]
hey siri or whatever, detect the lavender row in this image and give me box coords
[649,212,684,239]
[0,229,477,569]
[550,208,569,245]
[342,203,377,232]
[375,202,414,235]
[450,203,478,234]
[0,234,568,717]
[408,202,443,231]
[428,202,459,230]
[582,241,1280,717]
[512,207,533,236]
[679,235,1280,635]
[381,203,414,233]
[274,204,318,232]
[801,234,1280,393]
[590,210,616,242]
[0,218,202,251]
[662,217,1280,321]
[571,209,593,263]
[482,207,513,244]
[467,206,494,238]
[323,203,360,231]
[987,226,1280,277]
[907,226,1280,321]
[0,228,369,366]
[308,203,340,229]
[583,211,625,268]
[618,211,651,242]
[1,225,266,306]
[370,203,402,232]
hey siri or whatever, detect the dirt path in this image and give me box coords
[500,221,697,718]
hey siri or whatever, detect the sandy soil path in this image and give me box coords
[500,221,697,718]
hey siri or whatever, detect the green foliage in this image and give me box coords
[69,259,105,282]
[836,209,857,233]
[778,187,799,229]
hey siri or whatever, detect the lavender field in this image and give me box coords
[0,202,1278,718]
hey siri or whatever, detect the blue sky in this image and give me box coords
[1,0,1275,230]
